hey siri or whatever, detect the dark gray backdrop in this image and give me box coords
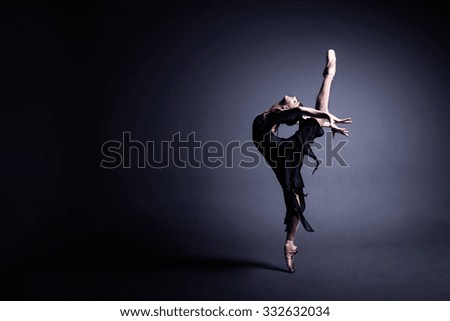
[1,0,449,299]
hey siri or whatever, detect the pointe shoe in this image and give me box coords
[284,243,299,273]
[323,49,336,78]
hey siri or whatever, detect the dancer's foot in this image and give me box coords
[284,241,299,273]
[323,49,336,78]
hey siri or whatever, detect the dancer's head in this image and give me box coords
[280,95,302,109]
[268,95,302,113]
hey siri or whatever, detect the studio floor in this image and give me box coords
[2,240,449,300]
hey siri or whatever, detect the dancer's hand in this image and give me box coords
[330,123,349,137]
[329,113,352,124]
[334,117,352,124]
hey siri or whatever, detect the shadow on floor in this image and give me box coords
[0,238,288,299]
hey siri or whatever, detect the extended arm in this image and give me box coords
[265,106,331,128]
[298,106,331,121]
[301,108,352,137]
[300,107,352,125]
[265,105,351,137]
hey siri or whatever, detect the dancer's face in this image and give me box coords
[282,95,301,108]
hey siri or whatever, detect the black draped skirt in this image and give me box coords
[252,114,324,232]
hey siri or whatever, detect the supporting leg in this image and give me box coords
[285,213,300,242]
[284,213,300,273]
[283,190,303,273]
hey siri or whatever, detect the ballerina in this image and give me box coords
[252,49,351,272]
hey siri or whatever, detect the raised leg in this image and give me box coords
[315,49,336,125]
